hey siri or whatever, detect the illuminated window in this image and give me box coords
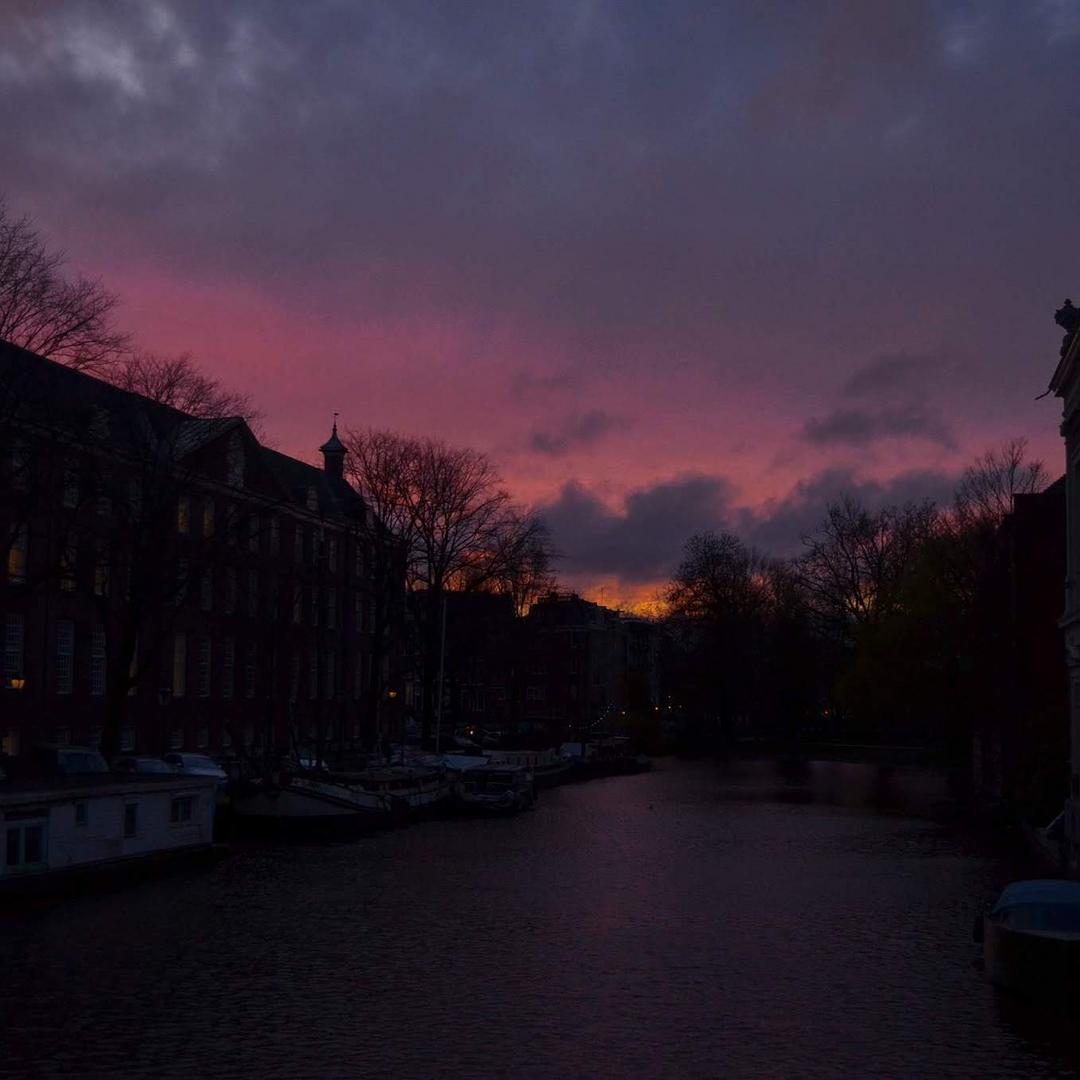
[7,525,26,585]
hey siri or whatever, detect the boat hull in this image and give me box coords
[984,920,1080,1001]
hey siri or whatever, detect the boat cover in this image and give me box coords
[991,880,1080,933]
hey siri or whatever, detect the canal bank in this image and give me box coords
[0,759,1074,1080]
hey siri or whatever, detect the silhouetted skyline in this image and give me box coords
[1,1,1075,603]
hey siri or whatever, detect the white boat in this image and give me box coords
[455,763,537,814]
[232,772,393,836]
[976,880,1080,1001]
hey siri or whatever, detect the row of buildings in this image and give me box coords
[0,338,666,769]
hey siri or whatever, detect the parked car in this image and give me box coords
[163,753,228,784]
[33,744,109,776]
[112,756,177,776]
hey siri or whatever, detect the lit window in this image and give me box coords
[7,525,27,584]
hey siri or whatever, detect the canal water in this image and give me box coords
[1,759,1077,1079]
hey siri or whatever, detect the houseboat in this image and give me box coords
[1,764,218,895]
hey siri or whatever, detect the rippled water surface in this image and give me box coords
[2,759,1078,1079]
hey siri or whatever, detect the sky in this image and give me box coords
[1,0,1078,607]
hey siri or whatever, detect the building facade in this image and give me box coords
[1050,313,1080,875]
[0,339,402,766]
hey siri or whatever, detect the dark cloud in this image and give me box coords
[529,409,623,456]
[743,467,959,555]
[841,354,942,398]
[539,474,736,583]
[803,402,956,448]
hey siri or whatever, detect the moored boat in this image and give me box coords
[455,763,536,814]
[232,772,393,837]
[976,880,1080,1002]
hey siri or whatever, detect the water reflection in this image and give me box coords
[0,759,1074,1080]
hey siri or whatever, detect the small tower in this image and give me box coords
[319,415,346,482]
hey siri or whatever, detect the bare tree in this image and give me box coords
[111,352,261,427]
[798,495,940,642]
[344,428,556,739]
[954,437,1048,529]
[0,200,127,370]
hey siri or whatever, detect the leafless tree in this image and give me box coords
[111,352,261,427]
[344,428,556,739]
[798,495,940,642]
[953,437,1048,529]
[0,200,127,370]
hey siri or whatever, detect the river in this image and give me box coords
[1,758,1077,1079]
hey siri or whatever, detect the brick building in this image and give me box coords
[0,339,403,765]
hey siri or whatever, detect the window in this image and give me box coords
[247,516,259,554]
[93,543,109,596]
[200,570,213,613]
[176,558,189,605]
[325,652,336,700]
[5,614,25,688]
[172,632,186,697]
[7,525,27,584]
[123,803,138,838]
[306,486,318,511]
[222,637,235,700]
[246,569,258,617]
[203,499,215,537]
[225,568,237,614]
[327,536,337,572]
[354,544,364,578]
[90,629,106,696]
[244,642,256,699]
[292,583,302,625]
[128,478,142,519]
[62,465,79,509]
[74,802,88,827]
[10,440,30,492]
[120,727,135,752]
[170,796,194,824]
[196,636,211,698]
[326,587,336,630]
[55,620,74,695]
[5,820,47,870]
[226,433,244,487]
[354,592,364,632]
[293,523,304,564]
[353,652,365,700]
[60,535,77,592]
[127,636,138,697]
[308,652,318,701]
[289,653,300,702]
[310,587,319,628]
[270,516,280,556]
[311,528,321,567]
[177,496,190,534]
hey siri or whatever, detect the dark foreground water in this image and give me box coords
[2,759,1078,1080]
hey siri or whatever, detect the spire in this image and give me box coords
[319,413,346,480]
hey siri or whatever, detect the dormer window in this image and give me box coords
[226,433,244,487]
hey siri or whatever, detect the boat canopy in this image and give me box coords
[991,880,1080,933]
